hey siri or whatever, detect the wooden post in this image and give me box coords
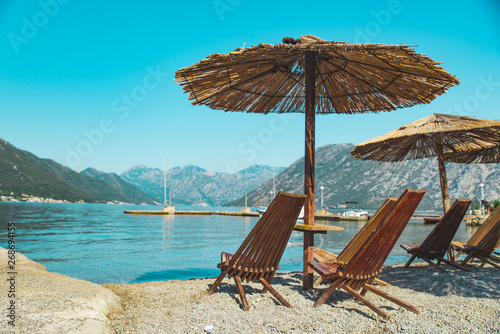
[303,51,316,290]
[436,138,451,213]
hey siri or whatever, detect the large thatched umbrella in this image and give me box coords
[444,142,500,164]
[175,35,459,289]
[351,113,500,213]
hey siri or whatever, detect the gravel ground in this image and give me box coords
[105,262,500,334]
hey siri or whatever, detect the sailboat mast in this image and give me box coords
[272,166,276,197]
[164,156,167,207]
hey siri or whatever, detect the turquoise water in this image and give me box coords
[0,202,478,284]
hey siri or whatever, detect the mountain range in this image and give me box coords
[0,138,155,204]
[228,144,500,211]
[0,137,284,205]
[121,164,286,206]
[2,137,499,210]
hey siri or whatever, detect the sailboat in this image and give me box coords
[124,157,174,215]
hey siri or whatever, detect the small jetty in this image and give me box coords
[123,210,259,216]
[124,209,368,220]
[124,210,212,215]
[214,211,259,217]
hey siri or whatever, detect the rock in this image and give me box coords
[0,248,123,333]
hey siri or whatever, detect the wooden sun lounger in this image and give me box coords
[313,197,399,287]
[400,199,472,272]
[208,191,306,311]
[309,189,425,320]
[449,204,500,268]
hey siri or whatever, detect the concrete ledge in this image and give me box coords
[0,248,122,333]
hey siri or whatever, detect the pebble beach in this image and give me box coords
[2,248,499,333]
[105,264,500,334]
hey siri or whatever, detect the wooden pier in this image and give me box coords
[213,211,259,217]
[124,210,212,215]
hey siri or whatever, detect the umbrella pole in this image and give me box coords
[303,51,316,290]
[437,141,451,213]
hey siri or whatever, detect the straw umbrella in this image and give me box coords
[444,142,500,164]
[175,35,459,289]
[351,113,500,213]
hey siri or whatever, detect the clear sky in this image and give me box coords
[0,0,499,174]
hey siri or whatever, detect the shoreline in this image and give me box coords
[2,248,499,333]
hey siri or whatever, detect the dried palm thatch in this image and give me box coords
[174,35,459,115]
[350,113,500,212]
[444,142,500,164]
[351,114,500,162]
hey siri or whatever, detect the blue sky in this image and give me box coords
[0,0,499,174]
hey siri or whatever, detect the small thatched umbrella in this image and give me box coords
[351,113,500,213]
[175,35,459,289]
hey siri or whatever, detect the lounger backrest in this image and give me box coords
[226,191,306,283]
[418,199,471,259]
[336,197,398,266]
[468,204,500,246]
[343,189,425,280]
[475,217,500,258]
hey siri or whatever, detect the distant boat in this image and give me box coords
[341,202,369,217]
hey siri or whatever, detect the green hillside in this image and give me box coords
[0,138,154,204]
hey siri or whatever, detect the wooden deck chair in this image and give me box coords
[310,189,425,320]
[208,191,306,311]
[400,199,472,272]
[313,197,399,287]
[449,204,500,268]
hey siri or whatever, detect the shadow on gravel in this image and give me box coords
[371,264,500,299]
[277,264,500,301]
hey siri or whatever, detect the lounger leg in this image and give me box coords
[373,278,391,286]
[461,253,474,266]
[363,284,421,314]
[421,257,446,273]
[490,254,500,261]
[435,257,471,272]
[262,272,275,293]
[208,270,228,295]
[447,249,455,262]
[234,276,250,311]
[259,278,292,308]
[313,278,342,308]
[404,253,417,268]
[313,276,324,287]
[479,257,500,268]
[342,285,390,320]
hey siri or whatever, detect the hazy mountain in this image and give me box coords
[121,164,286,206]
[228,144,500,211]
[80,168,156,204]
[0,138,154,204]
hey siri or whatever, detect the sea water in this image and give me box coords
[0,202,477,284]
